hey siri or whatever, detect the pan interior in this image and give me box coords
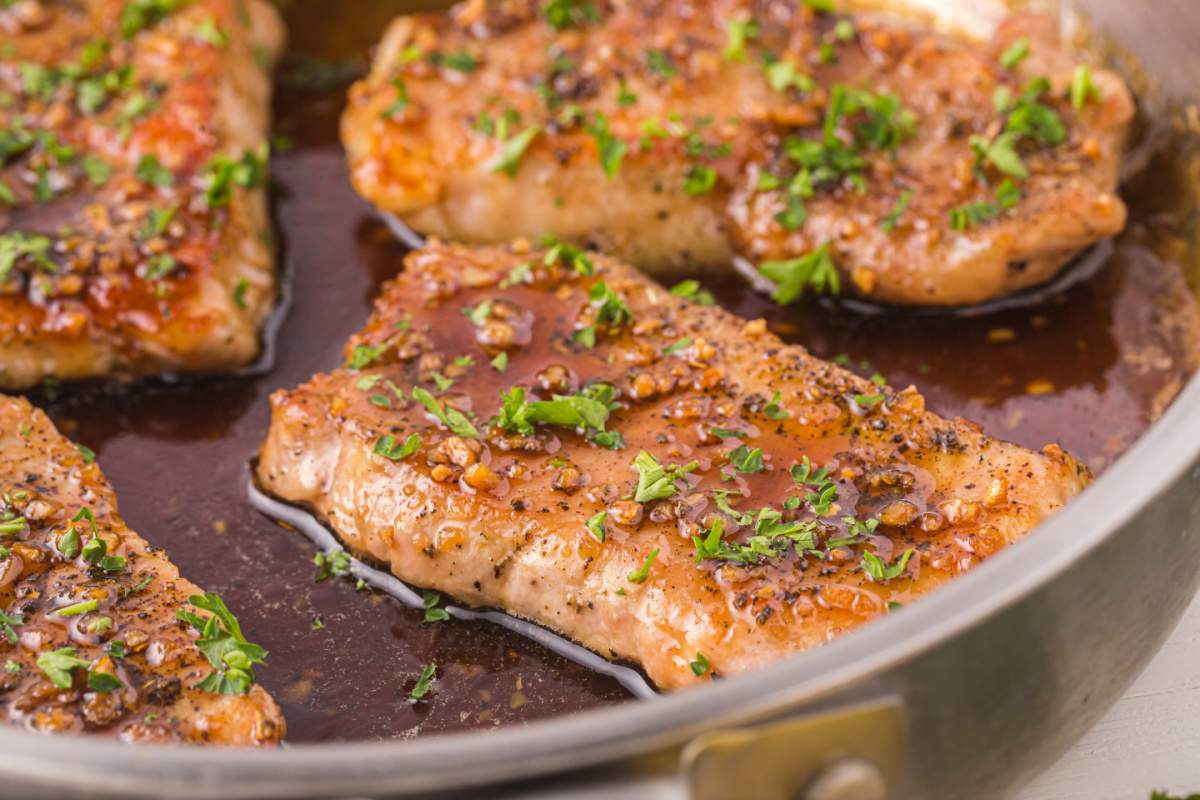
[24,0,1200,744]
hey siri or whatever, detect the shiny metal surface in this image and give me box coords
[2,1,1199,798]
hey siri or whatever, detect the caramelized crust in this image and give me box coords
[256,240,1089,689]
[0,0,284,389]
[0,396,283,744]
[342,1,1133,307]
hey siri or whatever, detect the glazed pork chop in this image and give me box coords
[341,1,1134,307]
[0,0,284,389]
[0,395,283,744]
[256,240,1089,689]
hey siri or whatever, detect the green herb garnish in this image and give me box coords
[627,549,659,583]
[176,593,268,695]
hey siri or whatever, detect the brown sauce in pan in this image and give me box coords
[25,2,1200,741]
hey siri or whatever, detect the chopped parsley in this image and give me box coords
[543,238,594,275]
[408,662,436,701]
[193,17,228,47]
[627,549,659,583]
[412,386,479,439]
[998,37,1030,71]
[374,433,421,461]
[313,548,352,582]
[1071,65,1100,110]
[432,51,477,73]
[176,593,268,695]
[345,343,386,370]
[689,652,710,676]
[588,113,627,178]
[617,79,637,107]
[120,0,186,39]
[853,392,885,409]
[585,510,607,543]
[645,49,677,79]
[862,547,915,582]
[632,451,698,503]
[758,243,840,304]
[81,156,112,186]
[489,125,541,176]
[233,277,250,309]
[134,154,173,188]
[727,444,764,473]
[693,510,818,565]
[723,17,760,61]
[764,391,790,420]
[0,609,22,644]
[791,456,837,515]
[662,337,692,356]
[949,178,1021,230]
[880,189,913,231]
[670,280,716,305]
[423,590,449,623]
[382,77,409,118]
[490,351,509,371]
[588,281,632,327]
[52,599,98,617]
[683,164,717,195]
[541,0,600,30]
[495,384,615,440]
[0,232,55,282]
[969,132,1027,178]
[764,58,814,94]
[1000,77,1066,146]
[202,149,267,208]
[36,647,90,689]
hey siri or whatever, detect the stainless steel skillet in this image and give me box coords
[3,0,1200,797]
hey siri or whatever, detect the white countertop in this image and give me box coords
[1019,591,1200,799]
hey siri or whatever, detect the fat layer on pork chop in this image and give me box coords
[0,396,283,743]
[0,0,284,389]
[256,240,1089,689]
[341,1,1133,307]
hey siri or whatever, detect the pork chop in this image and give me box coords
[0,0,284,389]
[255,239,1089,689]
[341,1,1133,307]
[0,395,284,744]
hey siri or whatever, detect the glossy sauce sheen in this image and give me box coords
[26,2,1200,740]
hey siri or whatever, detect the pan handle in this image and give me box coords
[479,696,905,800]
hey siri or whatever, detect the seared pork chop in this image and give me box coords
[341,1,1133,307]
[256,240,1089,689]
[0,396,283,743]
[0,0,284,389]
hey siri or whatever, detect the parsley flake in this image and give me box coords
[862,547,915,582]
[585,510,607,543]
[374,433,421,461]
[412,386,479,439]
[408,662,437,702]
[176,593,268,695]
[758,243,840,304]
[627,549,659,583]
[423,590,449,623]
[632,451,698,503]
